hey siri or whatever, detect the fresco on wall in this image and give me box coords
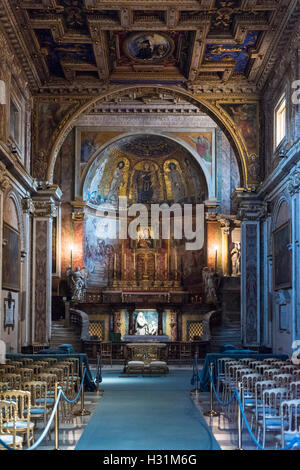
[221,103,259,156]
[172,131,214,177]
[84,215,117,286]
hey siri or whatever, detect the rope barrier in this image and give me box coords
[206,365,300,451]
[0,366,89,451]
[208,367,237,407]
[60,368,86,404]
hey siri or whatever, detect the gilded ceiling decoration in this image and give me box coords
[2,0,297,92]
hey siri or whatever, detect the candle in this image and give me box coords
[215,248,217,271]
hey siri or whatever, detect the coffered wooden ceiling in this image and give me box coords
[1,0,298,93]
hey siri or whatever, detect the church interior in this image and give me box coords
[0,0,300,453]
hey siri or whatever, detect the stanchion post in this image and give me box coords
[190,353,199,395]
[74,363,91,416]
[236,382,243,450]
[204,363,220,417]
[53,382,61,451]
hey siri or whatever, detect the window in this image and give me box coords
[274,95,286,148]
[10,98,20,145]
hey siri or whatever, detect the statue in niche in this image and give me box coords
[202,267,219,305]
[66,266,88,302]
[231,242,241,276]
[167,162,185,202]
[135,312,150,335]
[107,161,125,202]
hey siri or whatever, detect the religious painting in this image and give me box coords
[173,130,215,178]
[78,129,123,165]
[221,102,259,156]
[37,101,74,154]
[123,32,174,62]
[84,215,118,287]
[2,224,20,292]
[273,222,292,290]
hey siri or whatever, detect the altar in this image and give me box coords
[122,335,170,342]
[123,342,169,375]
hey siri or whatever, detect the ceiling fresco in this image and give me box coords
[4,0,295,90]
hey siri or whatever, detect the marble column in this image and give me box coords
[287,164,300,342]
[157,306,164,335]
[234,191,267,347]
[176,308,182,341]
[219,218,231,276]
[31,184,61,344]
[0,163,10,340]
[127,305,135,335]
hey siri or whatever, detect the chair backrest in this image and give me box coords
[0,399,18,445]
[4,373,21,390]
[22,381,48,408]
[0,389,31,420]
[262,368,280,380]
[262,358,281,365]
[235,368,253,384]
[273,373,293,388]
[289,381,300,399]
[280,365,298,374]
[216,357,236,376]
[281,399,300,433]
[255,364,271,375]
[262,387,289,418]
[241,372,261,392]
[238,358,258,366]
[14,367,34,383]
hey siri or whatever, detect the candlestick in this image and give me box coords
[215,249,217,272]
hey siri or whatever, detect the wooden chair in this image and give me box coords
[4,373,22,390]
[179,342,192,361]
[0,390,34,447]
[0,400,23,450]
[14,368,34,384]
[100,342,113,368]
[22,381,50,429]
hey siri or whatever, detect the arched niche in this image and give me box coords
[46,85,249,188]
[80,131,211,203]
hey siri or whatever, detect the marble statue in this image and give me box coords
[135,311,150,335]
[202,267,219,304]
[66,266,88,302]
[231,242,241,276]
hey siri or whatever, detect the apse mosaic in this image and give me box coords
[82,134,208,208]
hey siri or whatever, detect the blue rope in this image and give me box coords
[235,390,300,451]
[207,367,300,450]
[60,368,86,404]
[0,389,63,451]
[208,367,237,407]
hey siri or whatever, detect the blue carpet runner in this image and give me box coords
[75,369,220,450]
